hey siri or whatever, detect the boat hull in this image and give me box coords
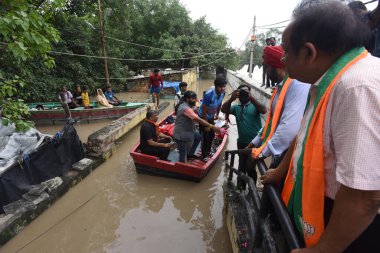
[130,114,228,182]
[28,102,145,124]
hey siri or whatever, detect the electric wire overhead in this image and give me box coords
[257,25,287,30]
[95,51,233,79]
[48,48,232,62]
[256,19,291,28]
[105,35,229,56]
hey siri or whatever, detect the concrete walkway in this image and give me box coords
[226,68,273,108]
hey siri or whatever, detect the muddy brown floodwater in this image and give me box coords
[2,73,237,253]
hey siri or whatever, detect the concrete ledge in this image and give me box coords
[0,102,171,245]
[125,69,197,92]
[226,70,271,99]
[86,105,150,158]
[0,158,102,245]
[86,102,169,160]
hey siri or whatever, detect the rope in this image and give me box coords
[48,49,230,62]
[257,25,287,30]
[256,19,291,28]
[14,192,98,253]
[1,41,232,62]
[105,35,229,56]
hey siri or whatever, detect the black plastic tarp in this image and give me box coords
[0,124,85,212]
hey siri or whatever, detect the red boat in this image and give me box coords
[130,114,228,182]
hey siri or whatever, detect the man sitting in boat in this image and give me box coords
[73,85,83,106]
[174,91,221,163]
[81,85,93,109]
[140,110,173,161]
[198,74,226,158]
[96,89,113,108]
[105,85,122,106]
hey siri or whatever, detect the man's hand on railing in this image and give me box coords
[260,168,283,185]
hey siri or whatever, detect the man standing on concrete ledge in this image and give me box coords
[148,68,164,109]
[221,84,266,183]
[248,45,309,170]
[262,1,380,252]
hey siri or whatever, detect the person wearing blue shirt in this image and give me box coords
[104,85,121,106]
[198,74,226,158]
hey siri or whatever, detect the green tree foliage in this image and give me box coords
[1,0,238,132]
[0,0,62,131]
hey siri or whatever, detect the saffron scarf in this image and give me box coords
[281,47,368,247]
[252,77,293,158]
[145,118,160,136]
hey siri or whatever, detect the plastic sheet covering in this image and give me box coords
[0,123,85,212]
[163,81,180,92]
[0,119,47,174]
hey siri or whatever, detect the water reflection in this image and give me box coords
[104,74,232,253]
[104,160,228,253]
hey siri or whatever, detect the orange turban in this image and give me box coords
[264,45,285,69]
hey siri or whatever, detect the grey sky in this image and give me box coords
[179,0,378,49]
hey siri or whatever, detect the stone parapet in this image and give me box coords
[0,102,170,245]
[125,69,198,95]
[226,70,272,121]
[86,102,169,160]
[0,158,102,245]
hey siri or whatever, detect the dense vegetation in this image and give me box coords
[1,0,243,130]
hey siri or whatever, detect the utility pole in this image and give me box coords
[248,16,256,78]
[97,0,110,86]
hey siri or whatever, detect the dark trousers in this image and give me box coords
[68,102,77,109]
[269,149,288,169]
[237,142,257,183]
[324,197,380,253]
[262,64,270,88]
[141,138,171,161]
[199,118,215,158]
[176,131,202,163]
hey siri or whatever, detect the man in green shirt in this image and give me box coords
[221,84,267,182]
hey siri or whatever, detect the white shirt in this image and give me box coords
[174,91,184,107]
[58,91,73,104]
[292,54,380,200]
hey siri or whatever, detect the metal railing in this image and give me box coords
[224,149,303,252]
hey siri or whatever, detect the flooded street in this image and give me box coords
[2,74,236,253]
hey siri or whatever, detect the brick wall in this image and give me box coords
[124,69,198,95]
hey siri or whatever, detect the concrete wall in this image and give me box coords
[125,69,198,95]
[226,70,271,108]
[86,105,151,160]
[0,101,173,245]
[226,70,273,122]
[86,102,170,160]
[181,69,198,91]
